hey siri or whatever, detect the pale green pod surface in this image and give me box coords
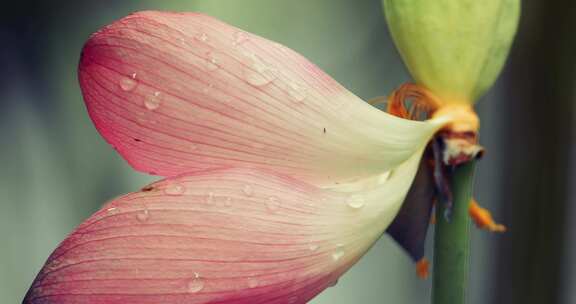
[383,0,520,104]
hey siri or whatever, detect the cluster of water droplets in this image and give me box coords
[118,72,167,113]
[231,31,281,89]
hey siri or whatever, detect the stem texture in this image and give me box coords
[432,161,476,304]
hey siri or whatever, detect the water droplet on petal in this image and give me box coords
[196,33,208,42]
[308,243,319,251]
[378,171,392,184]
[332,244,345,261]
[346,194,366,209]
[288,83,307,102]
[119,75,137,91]
[106,207,118,214]
[241,53,276,86]
[224,196,233,208]
[233,31,248,46]
[203,52,219,71]
[165,183,185,196]
[346,194,365,210]
[136,208,150,222]
[266,196,280,212]
[206,192,214,204]
[242,185,254,197]
[244,61,276,86]
[247,277,259,288]
[202,83,214,94]
[187,273,205,293]
[244,71,269,86]
[144,91,162,110]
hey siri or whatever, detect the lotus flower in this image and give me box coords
[24,11,457,304]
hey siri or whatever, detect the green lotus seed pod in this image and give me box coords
[383,0,520,104]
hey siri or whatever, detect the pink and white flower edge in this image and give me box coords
[25,11,451,304]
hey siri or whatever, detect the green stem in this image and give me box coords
[432,161,476,304]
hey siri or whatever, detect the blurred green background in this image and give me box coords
[1,1,574,303]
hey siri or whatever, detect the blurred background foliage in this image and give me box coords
[0,0,574,303]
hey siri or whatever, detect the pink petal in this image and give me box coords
[79,11,441,185]
[24,166,416,304]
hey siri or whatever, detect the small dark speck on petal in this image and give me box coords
[134,138,142,142]
[141,185,154,192]
[323,128,326,134]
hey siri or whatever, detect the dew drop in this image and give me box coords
[136,208,150,222]
[144,91,162,110]
[206,192,215,204]
[165,183,185,195]
[202,83,214,94]
[331,244,345,261]
[329,279,339,287]
[346,194,365,210]
[308,243,319,251]
[233,31,248,46]
[243,62,276,86]
[242,185,254,196]
[119,75,137,91]
[288,83,307,102]
[196,33,208,42]
[244,71,269,86]
[266,196,280,212]
[377,170,392,185]
[247,277,259,288]
[187,273,205,293]
[240,52,276,86]
[106,207,118,214]
[204,52,219,71]
[224,196,233,208]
